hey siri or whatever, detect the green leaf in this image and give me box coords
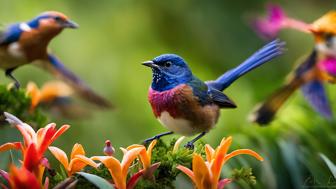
[77,172,114,189]
[320,153,336,179]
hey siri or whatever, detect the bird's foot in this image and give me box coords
[5,68,20,89]
[13,81,20,89]
[184,142,194,150]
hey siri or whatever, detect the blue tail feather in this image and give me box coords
[206,39,285,91]
[301,80,332,118]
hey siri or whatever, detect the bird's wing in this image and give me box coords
[250,50,318,125]
[0,23,22,45]
[301,80,332,118]
[34,53,113,108]
[249,80,300,125]
[206,39,284,91]
[207,88,237,108]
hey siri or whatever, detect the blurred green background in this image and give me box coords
[1,0,336,188]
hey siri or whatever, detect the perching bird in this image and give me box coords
[250,8,336,125]
[143,39,284,148]
[0,11,112,108]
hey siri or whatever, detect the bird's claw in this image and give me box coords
[14,81,20,89]
[184,142,194,150]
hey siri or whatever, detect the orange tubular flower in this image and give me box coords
[0,112,70,182]
[126,140,160,177]
[92,146,145,189]
[9,165,49,189]
[49,143,98,176]
[26,81,73,111]
[177,136,264,189]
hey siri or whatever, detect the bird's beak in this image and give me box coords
[63,20,79,29]
[142,60,158,68]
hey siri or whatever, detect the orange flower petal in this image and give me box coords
[211,137,232,183]
[205,144,215,162]
[0,142,22,153]
[176,165,195,183]
[26,82,41,110]
[126,144,143,150]
[68,155,98,175]
[120,147,128,155]
[48,146,69,169]
[146,140,157,162]
[224,149,264,162]
[192,154,212,189]
[16,124,33,146]
[9,165,41,189]
[91,156,124,189]
[50,125,70,144]
[40,81,73,102]
[70,143,85,159]
[121,147,145,179]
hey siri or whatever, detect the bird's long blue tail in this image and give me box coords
[206,39,285,91]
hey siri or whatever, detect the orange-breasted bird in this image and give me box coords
[0,11,112,108]
[250,5,336,125]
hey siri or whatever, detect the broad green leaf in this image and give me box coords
[77,172,114,189]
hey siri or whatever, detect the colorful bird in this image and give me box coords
[250,6,336,125]
[143,39,284,148]
[0,11,112,108]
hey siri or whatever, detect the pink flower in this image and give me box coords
[252,4,312,39]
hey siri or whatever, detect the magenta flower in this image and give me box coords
[252,4,312,39]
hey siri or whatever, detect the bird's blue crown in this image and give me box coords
[149,54,193,92]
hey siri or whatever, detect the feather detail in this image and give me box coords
[206,39,284,91]
[148,84,220,134]
[301,80,332,118]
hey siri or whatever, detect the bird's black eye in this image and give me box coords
[54,16,63,22]
[324,33,334,48]
[165,61,172,67]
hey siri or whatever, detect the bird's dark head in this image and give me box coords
[143,54,193,91]
[26,11,78,36]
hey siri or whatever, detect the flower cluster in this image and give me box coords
[0,113,264,189]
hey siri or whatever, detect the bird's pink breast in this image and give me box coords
[148,84,194,118]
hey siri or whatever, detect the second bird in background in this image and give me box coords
[250,5,336,125]
[0,11,112,108]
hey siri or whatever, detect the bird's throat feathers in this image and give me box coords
[151,69,192,91]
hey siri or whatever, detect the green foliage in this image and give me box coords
[0,85,47,128]
[85,164,112,181]
[231,167,257,185]
[77,172,114,189]
[134,138,205,189]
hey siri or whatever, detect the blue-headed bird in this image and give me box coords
[143,39,284,148]
[0,11,112,108]
[250,9,336,125]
